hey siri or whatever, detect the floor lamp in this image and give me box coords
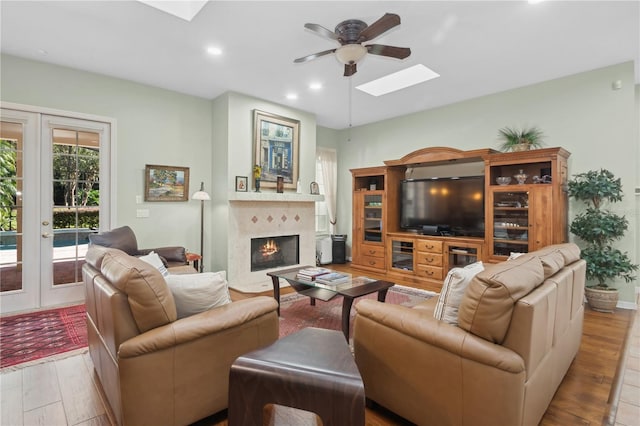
[192,182,210,273]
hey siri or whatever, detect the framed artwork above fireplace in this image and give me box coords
[253,110,299,190]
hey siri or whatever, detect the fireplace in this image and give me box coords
[250,235,300,272]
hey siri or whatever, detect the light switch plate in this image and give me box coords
[136,209,150,218]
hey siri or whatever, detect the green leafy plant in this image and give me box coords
[568,169,638,289]
[497,126,545,152]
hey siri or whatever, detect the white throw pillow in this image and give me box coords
[164,271,232,319]
[138,251,169,277]
[434,261,484,325]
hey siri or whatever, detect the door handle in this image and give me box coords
[42,232,52,238]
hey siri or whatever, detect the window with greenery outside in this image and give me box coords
[0,140,100,233]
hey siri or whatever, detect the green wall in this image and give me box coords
[318,61,639,303]
[1,54,213,262]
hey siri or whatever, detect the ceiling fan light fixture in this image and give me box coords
[335,44,367,65]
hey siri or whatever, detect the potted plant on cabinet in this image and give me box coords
[567,169,638,312]
[497,126,545,152]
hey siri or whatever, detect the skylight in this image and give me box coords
[356,64,440,97]
[137,1,208,22]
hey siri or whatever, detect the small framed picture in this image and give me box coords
[310,181,320,195]
[235,176,248,192]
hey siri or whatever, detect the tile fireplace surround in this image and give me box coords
[227,192,323,293]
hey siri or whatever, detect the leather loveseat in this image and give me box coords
[82,246,279,425]
[353,243,585,426]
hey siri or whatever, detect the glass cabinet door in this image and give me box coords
[363,194,383,243]
[492,191,530,256]
[391,239,414,271]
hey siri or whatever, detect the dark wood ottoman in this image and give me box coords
[228,327,365,426]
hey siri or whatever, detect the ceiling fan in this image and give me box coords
[294,13,411,77]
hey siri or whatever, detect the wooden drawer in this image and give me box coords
[358,255,386,269]
[416,252,443,267]
[416,240,443,253]
[416,265,444,280]
[360,244,385,258]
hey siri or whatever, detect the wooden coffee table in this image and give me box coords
[267,265,395,340]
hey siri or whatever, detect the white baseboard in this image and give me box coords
[617,300,638,310]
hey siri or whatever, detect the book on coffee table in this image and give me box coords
[315,272,350,285]
[296,267,332,281]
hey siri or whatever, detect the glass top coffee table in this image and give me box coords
[267,265,395,340]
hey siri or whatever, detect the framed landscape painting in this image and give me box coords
[144,164,190,201]
[253,110,300,190]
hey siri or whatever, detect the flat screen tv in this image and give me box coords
[400,176,485,237]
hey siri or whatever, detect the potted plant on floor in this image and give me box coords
[568,169,638,312]
[497,126,545,152]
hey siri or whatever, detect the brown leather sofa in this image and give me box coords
[354,243,585,426]
[88,225,189,268]
[82,246,279,425]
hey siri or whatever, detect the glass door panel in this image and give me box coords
[363,194,383,242]
[0,110,40,313]
[50,129,99,287]
[0,124,24,293]
[391,239,414,271]
[492,191,530,256]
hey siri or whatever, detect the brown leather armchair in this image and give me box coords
[83,246,279,425]
[88,225,187,268]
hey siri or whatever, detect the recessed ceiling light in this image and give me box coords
[206,46,222,55]
[356,64,440,97]
[286,93,298,100]
[309,82,323,90]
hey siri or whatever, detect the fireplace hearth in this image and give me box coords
[251,235,299,272]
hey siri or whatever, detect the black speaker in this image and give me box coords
[331,234,346,264]
[422,225,439,236]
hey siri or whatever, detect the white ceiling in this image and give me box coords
[1,1,638,129]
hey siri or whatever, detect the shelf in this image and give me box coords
[494,226,528,230]
[229,192,324,202]
[494,239,529,245]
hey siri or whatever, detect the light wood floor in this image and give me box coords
[1,263,637,426]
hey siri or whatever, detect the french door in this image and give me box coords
[0,108,112,314]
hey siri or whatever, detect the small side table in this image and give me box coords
[185,252,201,272]
[228,327,365,426]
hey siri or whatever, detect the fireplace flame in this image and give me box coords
[260,239,280,257]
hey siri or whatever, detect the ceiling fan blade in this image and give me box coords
[367,44,411,60]
[304,23,339,41]
[358,13,401,42]
[294,49,337,63]
[344,63,357,77]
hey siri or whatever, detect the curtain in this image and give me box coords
[317,147,337,234]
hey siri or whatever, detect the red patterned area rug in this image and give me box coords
[278,284,437,339]
[0,304,87,369]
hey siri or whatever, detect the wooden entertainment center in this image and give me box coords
[351,146,570,289]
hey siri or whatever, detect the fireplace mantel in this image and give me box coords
[228,192,324,202]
